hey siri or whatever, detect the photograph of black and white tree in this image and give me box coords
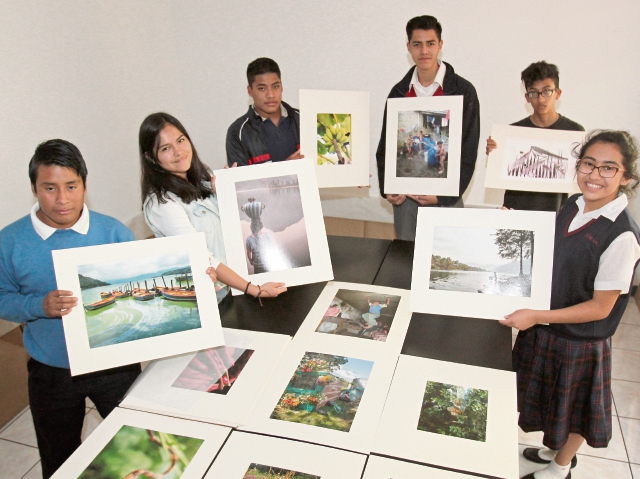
[503,136,573,180]
[235,175,312,274]
[417,381,488,442]
[429,226,534,297]
[396,110,450,178]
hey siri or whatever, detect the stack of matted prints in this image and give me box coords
[485,124,587,193]
[205,430,367,478]
[50,407,230,479]
[120,328,291,427]
[299,89,370,188]
[362,455,477,478]
[214,158,333,292]
[372,355,519,479]
[52,233,224,375]
[411,207,556,320]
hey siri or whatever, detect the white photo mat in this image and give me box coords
[362,455,475,479]
[205,430,367,478]
[485,124,586,193]
[291,281,412,355]
[299,89,370,188]
[121,328,291,427]
[214,158,333,294]
[240,341,398,454]
[411,208,555,320]
[384,96,463,196]
[51,407,231,479]
[53,233,223,375]
[372,355,519,479]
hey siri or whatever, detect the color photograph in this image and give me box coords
[429,226,534,297]
[315,289,401,342]
[243,463,320,479]
[503,135,573,180]
[270,352,374,432]
[78,425,203,479]
[317,113,351,165]
[78,251,202,348]
[417,381,488,442]
[396,109,450,178]
[172,346,255,395]
[236,174,312,274]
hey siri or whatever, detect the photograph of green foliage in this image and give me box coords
[429,226,534,297]
[417,381,488,442]
[243,463,321,479]
[78,425,203,479]
[317,113,351,165]
[270,352,373,432]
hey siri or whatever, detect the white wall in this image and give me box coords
[1,0,639,229]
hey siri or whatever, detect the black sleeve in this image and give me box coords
[436,83,480,207]
[226,122,250,167]
[375,100,390,198]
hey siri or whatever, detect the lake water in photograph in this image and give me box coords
[430,270,530,297]
[81,275,201,348]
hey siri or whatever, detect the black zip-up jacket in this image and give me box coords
[375,63,480,206]
[226,101,300,167]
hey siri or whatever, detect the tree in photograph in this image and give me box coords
[492,229,534,276]
[297,352,348,374]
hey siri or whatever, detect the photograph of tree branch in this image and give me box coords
[429,226,534,297]
[417,381,488,442]
[78,425,203,479]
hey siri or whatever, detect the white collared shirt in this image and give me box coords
[254,104,288,121]
[410,61,446,97]
[30,203,90,240]
[569,195,640,293]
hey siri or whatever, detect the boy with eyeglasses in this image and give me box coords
[486,61,584,212]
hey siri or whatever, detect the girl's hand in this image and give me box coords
[254,282,287,299]
[500,309,539,330]
[205,267,218,283]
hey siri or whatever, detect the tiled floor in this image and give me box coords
[2,300,639,478]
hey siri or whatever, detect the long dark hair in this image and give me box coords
[139,112,213,205]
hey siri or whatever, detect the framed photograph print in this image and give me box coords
[52,233,224,375]
[384,95,463,196]
[51,407,231,479]
[299,89,370,188]
[291,281,412,355]
[214,159,333,292]
[120,328,291,427]
[485,124,586,193]
[204,430,367,478]
[362,455,475,479]
[240,341,398,453]
[411,208,555,320]
[371,355,519,479]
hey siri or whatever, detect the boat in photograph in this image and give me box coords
[84,295,116,311]
[113,290,132,299]
[99,291,112,299]
[158,288,197,302]
[132,290,155,301]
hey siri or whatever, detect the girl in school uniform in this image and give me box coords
[500,130,640,479]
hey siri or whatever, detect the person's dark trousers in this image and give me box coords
[27,358,141,479]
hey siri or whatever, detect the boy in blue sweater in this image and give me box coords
[0,140,140,479]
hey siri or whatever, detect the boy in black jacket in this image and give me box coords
[376,15,480,241]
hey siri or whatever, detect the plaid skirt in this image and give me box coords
[513,326,612,449]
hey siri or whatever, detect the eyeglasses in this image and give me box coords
[576,160,623,178]
[525,89,558,99]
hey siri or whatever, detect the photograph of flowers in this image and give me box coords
[120,329,291,427]
[215,159,333,292]
[51,408,231,479]
[371,355,518,479]
[484,124,586,193]
[384,96,462,196]
[204,431,367,479]
[299,89,370,188]
[53,233,223,375]
[411,208,555,320]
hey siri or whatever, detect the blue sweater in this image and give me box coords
[0,211,134,368]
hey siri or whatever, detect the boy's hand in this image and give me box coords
[485,136,497,155]
[386,194,406,206]
[43,290,77,317]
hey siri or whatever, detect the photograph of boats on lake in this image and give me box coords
[78,251,202,348]
[429,226,534,297]
[236,174,312,274]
